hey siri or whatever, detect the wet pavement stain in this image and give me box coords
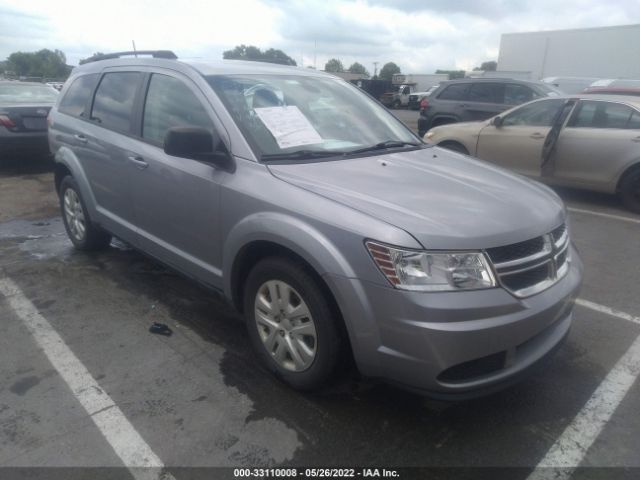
[9,376,41,396]
[0,217,304,465]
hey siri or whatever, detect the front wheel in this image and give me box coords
[619,168,640,214]
[59,176,112,250]
[243,257,344,391]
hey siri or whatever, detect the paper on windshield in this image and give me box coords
[254,106,323,149]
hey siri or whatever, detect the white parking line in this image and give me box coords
[0,277,171,480]
[577,298,640,326]
[528,301,640,480]
[567,207,640,225]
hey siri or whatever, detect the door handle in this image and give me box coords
[128,155,148,170]
[73,134,88,144]
[530,133,545,139]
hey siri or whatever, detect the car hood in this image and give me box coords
[268,147,565,249]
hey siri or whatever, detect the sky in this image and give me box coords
[0,0,638,73]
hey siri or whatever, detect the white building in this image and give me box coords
[497,24,640,80]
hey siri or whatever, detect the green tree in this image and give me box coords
[379,62,400,81]
[79,52,105,65]
[222,44,296,66]
[481,61,497,71]
[324,58,344,73]
[262,48,297,66]
[473,61,497,71]
[6,49,69,79]
[436,69,466,80]
[347,62,369,76]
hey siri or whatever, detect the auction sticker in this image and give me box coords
[254,105,323,149]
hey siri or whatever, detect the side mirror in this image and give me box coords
[163,126,231,168]
[492,116,503,127]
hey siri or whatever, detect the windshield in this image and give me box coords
[0,83,59,104]
[206,74,420,160]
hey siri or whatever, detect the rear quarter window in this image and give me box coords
[570,101,637,129]
[58,74,99,117]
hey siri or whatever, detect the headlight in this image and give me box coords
[366,241,496,292]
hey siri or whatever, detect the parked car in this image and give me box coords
[49,51,582,398]
[0,81,58,159]
[408,85,439,110]
[46,82,65,91]
[417,78,562,137]
[424,94,640,213]
[583,87,640,96]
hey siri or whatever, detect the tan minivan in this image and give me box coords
[424,95,640,213]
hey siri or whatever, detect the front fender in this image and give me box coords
[54,146,99,220]
[222,211,357,300]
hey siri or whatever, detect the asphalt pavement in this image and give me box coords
[1,127,639,480]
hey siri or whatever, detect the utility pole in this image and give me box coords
[373,62,379,78]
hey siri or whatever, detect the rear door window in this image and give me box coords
[437,84,469,101]
[142,74,213,144]
[90,72,143,133]
[468,83,504,104]
[570,101,636,129]
[59,74,99,117]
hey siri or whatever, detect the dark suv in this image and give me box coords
[417,78,561,137]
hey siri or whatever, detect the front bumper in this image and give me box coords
[325,244,583,398]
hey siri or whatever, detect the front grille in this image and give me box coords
[488,224,570,298]
[486,237,546,264]
[551,224,566,243]
[501,263,551,292]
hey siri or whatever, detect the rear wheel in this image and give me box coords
[59,176,111,250]
[438,141,469,155]
[619,168,640,213]
[243,257,344,391]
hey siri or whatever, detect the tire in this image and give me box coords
[619,168,640,214]
[59,175,112,251]
[243,257,344,391]
[438,141,469,155]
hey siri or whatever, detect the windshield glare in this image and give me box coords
[207,74,418,159]
[0,84,59,103]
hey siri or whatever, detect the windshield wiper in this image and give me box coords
[261,150,346,161]
[348,140,423,155]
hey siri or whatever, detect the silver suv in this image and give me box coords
[49,51,583,398]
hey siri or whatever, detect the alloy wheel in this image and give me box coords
[63,188,86,242]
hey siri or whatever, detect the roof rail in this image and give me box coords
[84,50,178,63]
